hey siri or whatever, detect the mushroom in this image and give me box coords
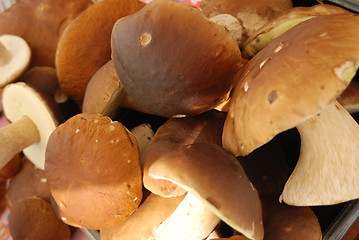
[45,113,143,229]
[0,34,31,87]
[100,193,185,240]
[222,13,359,205]
[56,0,145,107]
[0,0,93,67]
[242,4,349,58]
[111,0,242,118]
[9,196,71,240]
[82,59,151,117]
[338,80,359,114]
[0,82,63,169]
[0,153,21,181]
[6,158,51,210]
[200,0,293,47]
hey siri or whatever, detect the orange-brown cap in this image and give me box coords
[45,113,142,229]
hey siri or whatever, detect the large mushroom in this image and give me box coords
[45,113,143,229]
[56,0,145,107]
[111,0,242,118]
[0,0,93,67]
[222,13,359,206]
[0,82,63,169]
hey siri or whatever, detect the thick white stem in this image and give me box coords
[0,41,11,66]
[281,101,359,206]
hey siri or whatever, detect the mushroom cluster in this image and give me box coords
[0,0,359,239]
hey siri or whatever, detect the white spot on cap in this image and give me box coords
[94,119,99,123]
[75,129,80,133]
[61,217,67,221]
[139,32,152,47]
[109,125,115,131]
[110,140,114,144]
[244,81,249,92]
[320,32,328,38]
[95,139,98,143]
[274,41,289,53]
[173,114,187,118]
[259,57,270,69]
[40,178,47,183]
[134,197,138,201]
[127,159,131,164]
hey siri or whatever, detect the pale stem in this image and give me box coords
[0,115,40,168]
[0,41,11,66]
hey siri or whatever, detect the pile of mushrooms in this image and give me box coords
[0,0,359,239]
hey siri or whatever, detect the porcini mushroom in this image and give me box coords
[9,196,71,240]
[222,13,359,205]
[242,4,349,58]
[45,113,142,229]
[56,0,145,107]
[0,34,31,87]
[111,0,242,118]
[0,82,63,169]
[0,0,92,67]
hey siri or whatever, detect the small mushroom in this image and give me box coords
[243,4,349,58]
[111,0,242,118]
[45,113,142,229]
[0,82,63,169]
[56,0,145,107]
[0,34,31,87]
[200,0,293,47]
[9,196,71,240]
[222,13,359,205]
[0,0,93,67]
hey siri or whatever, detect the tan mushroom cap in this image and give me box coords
[0,0,92,67]
[82,60,149,117]
[243,4,350,58]
[101,193,185,240]
[111,0,242,118]
[223,13,359,157]
[1,82,62,169]
[200,0,293,47]
[148,143,263,240]
[9,196,71,240]
[56,0,145,107]
[45,113,142,229]
[6,158,50,210]
[0,34,31,87]
[262,196,322,240]
[143,110,226,197]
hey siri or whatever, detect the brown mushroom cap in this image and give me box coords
[338,80,359,113]
[148,143,263,240]
[243,4,350,58]
[223,13,359,157]
[6,158,51,210]
[200,0,293,46]
[45,113,142,229]
[56,0,145,107]
[143,110,226,197]
[9,196,71,240]
[0,153,21,181]
[0,0,92,67]
[111,0,242,118]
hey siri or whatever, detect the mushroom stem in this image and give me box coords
[0,41,11,66]
[281,101,359,206]
[0,115,40,168]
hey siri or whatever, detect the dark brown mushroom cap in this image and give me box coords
[6,158,51,210]
[0,0,92,67]
[261,196,322,240]
[148,142,263,240]
[142,110,226,197]
[0,153,21,181]
[56,0,145,107]
[111,0,242,118]
[223,13,359,156]
[9,196,71,240]
[45,113,142,229]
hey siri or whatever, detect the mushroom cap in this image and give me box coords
[111,0,242,118]
[0,152,21,181]
[261,196,322,240]
[243,4,350,58]
[2,82,62,169]
[338,80,359,113]
[200,0,293,46]
[100,193,185,240]
[9,196,71,240]
[0,0,92,67]
[56,0,145,107]
[6,158,51,210]
[143,110,226,197]
[222,13,359,156]
[0,34,31,87]
[148,143,263,240]
[45,113,142,229]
